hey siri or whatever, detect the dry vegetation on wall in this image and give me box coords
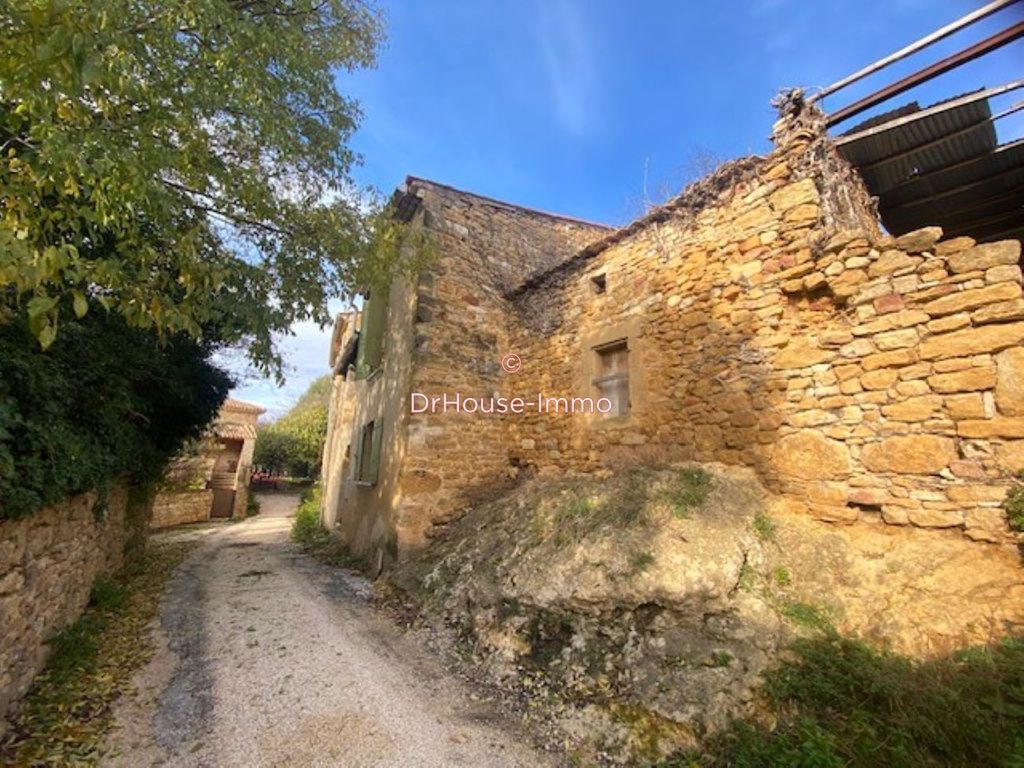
[0,539,195,764]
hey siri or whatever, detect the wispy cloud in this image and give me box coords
[535,0,600,137]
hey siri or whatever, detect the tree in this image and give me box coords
[254,375,330,477]
[0,0,388,375]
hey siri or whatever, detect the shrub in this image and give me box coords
[1003,472,1024,532]
[0,307,230,519]
[291,485,328,548]
[668,634,1024,767]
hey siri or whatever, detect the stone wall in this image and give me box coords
[400,180,608,547]
[150,489,214,529]
[505,109,1023,545]
[0,485,137,726]
[320,178,611,563]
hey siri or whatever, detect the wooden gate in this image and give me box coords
[209,439,243,518]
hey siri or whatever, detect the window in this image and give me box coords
[590,273,607,294]
[356,287,389,379]
[593,340,629,417]
[354,419,383,485]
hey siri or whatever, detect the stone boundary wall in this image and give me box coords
[0,485,135,727]
[507,116,1023,545]
[150,489,213,529]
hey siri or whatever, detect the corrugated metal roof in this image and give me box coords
[835,93,1022,243]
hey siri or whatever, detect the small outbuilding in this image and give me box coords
[151,398,266,528]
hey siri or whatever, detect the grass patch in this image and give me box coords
[629,550,656,574]
[0,541,194,765]
[668,633,1024,767]
[772,566,790,587]
[290,484,362,569]
[752,511,776,541]
[779,600,832,632]
[545,466,712,546]
[245,492,261,518]
[661,467,712,519]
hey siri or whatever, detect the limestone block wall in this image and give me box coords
[150,489,214,529]
[398,181,609,550]
[0,485,135,726]
[507,130,1023,545]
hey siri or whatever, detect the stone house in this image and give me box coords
[151,398,265,528]
[320,99,1024,571]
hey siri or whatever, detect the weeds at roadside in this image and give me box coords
[0,541,194,765]
[290,485,363,570]
[245,493,261,518]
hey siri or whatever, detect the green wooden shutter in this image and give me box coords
[351,422,364,481]
[356,287,389,379]
[366,419,383,485]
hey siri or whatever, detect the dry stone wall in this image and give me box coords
[507,121,1023,545]
[150,490,214,528]
[0,485,136,727]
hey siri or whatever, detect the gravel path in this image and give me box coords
[103,493,554,767]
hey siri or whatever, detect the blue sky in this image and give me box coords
[231,0,1024,417]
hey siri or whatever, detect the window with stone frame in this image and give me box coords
[593,340,630,417]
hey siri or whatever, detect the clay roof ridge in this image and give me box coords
[403,176,614,231]
[221,398,267,415]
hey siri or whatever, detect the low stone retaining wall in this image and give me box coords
[150,489,213,529]
[0,485,137,727]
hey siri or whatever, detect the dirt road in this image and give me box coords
[103,493,553,767]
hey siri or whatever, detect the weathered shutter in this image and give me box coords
[356,287,389,379]
[351,423,364,481]
[366,419,383,485]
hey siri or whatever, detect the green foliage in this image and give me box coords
[662,467,711,518]
[291,484,328,548]
[245,493,261,518]
[89,576,126,612]
[541,466,712,547]
[772,566,791,587]
[254,376,330,478]
[0,306,230,519]
[752,511,777,540]
[629,550,656,574]
[779,601,832,632]
[678,634,1024,768]
[0,0,428,376]
[1003,472,1024,532]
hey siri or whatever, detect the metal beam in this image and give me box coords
[834,81,1024,146]
[826,21,1024,127]
[812,0,1021,102]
